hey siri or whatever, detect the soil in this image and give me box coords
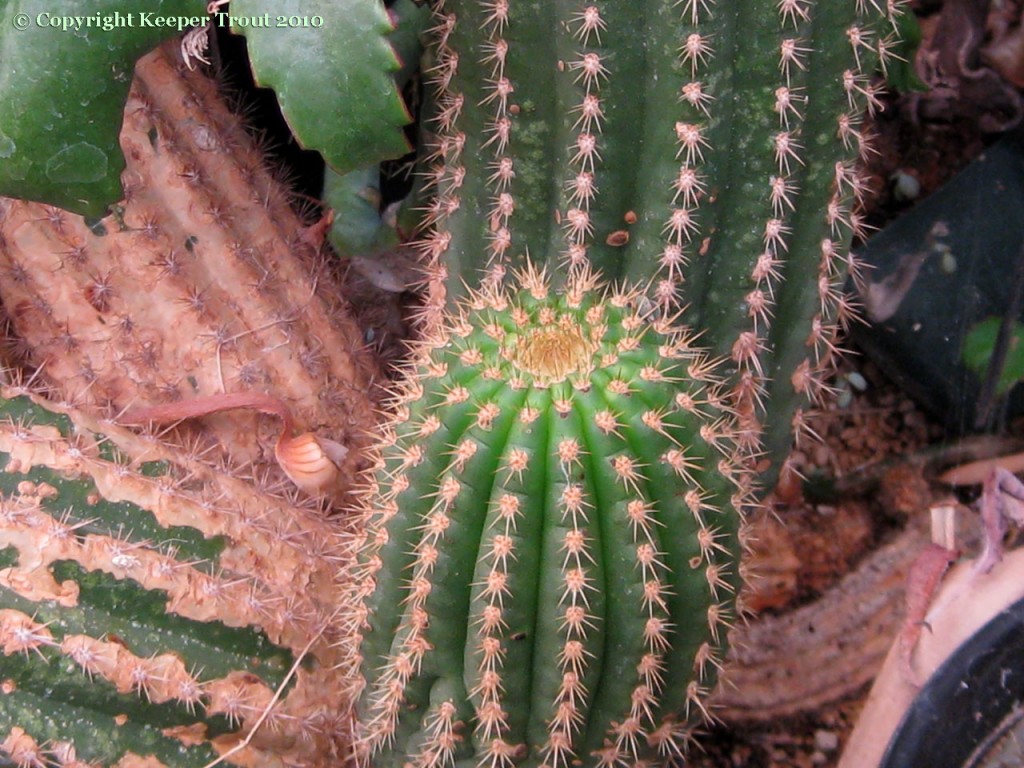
[690,362,942,768]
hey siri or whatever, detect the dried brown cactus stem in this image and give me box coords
[0,384,354,766]
[0,41,379,501]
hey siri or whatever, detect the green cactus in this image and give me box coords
[0,384,349,766]
[352,0,904,765]
[414,0,900,470]
[352,267,749,766]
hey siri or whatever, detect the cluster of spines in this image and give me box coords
[558,6,609,273]
[350,268,750,767]
[639,0,902,462]
[0,41,378,500]
[0,384,350,766]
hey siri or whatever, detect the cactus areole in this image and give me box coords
[354,268,749,766]
[355,0,901,763]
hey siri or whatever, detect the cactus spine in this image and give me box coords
[354,0,903,766]
[0,384,350,766]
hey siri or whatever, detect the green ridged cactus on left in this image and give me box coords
[0,384,349,767]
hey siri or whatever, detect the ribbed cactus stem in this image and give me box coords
[353,1,905,765]
[0,384,351,766]
[417,0,903,473]
[353,267,749,766]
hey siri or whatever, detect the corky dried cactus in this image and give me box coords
[352,267,748,766]
[0,42,380,501]
[350,0,904,765]
[0,382,351,766]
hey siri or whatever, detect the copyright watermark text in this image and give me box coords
[10,11,323,33]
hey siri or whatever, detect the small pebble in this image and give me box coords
[846,371,868,392]
[892,170,921,201]
[814,729,839,752]
[836,382,853,409]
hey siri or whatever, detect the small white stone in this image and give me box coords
[891,170,920,202]
[846,371,868,392]
[814,729,839,752]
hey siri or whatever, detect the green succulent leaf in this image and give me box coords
[229,0,411,173]
[963,317,1024,396]
[324,165,391,256]
[884,8,928,93]
[0,0,202,216]
[386,0,432,88]
[320,0,428,257]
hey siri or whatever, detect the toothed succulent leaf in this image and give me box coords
[229,0,412,173]
[354,270,748,767]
